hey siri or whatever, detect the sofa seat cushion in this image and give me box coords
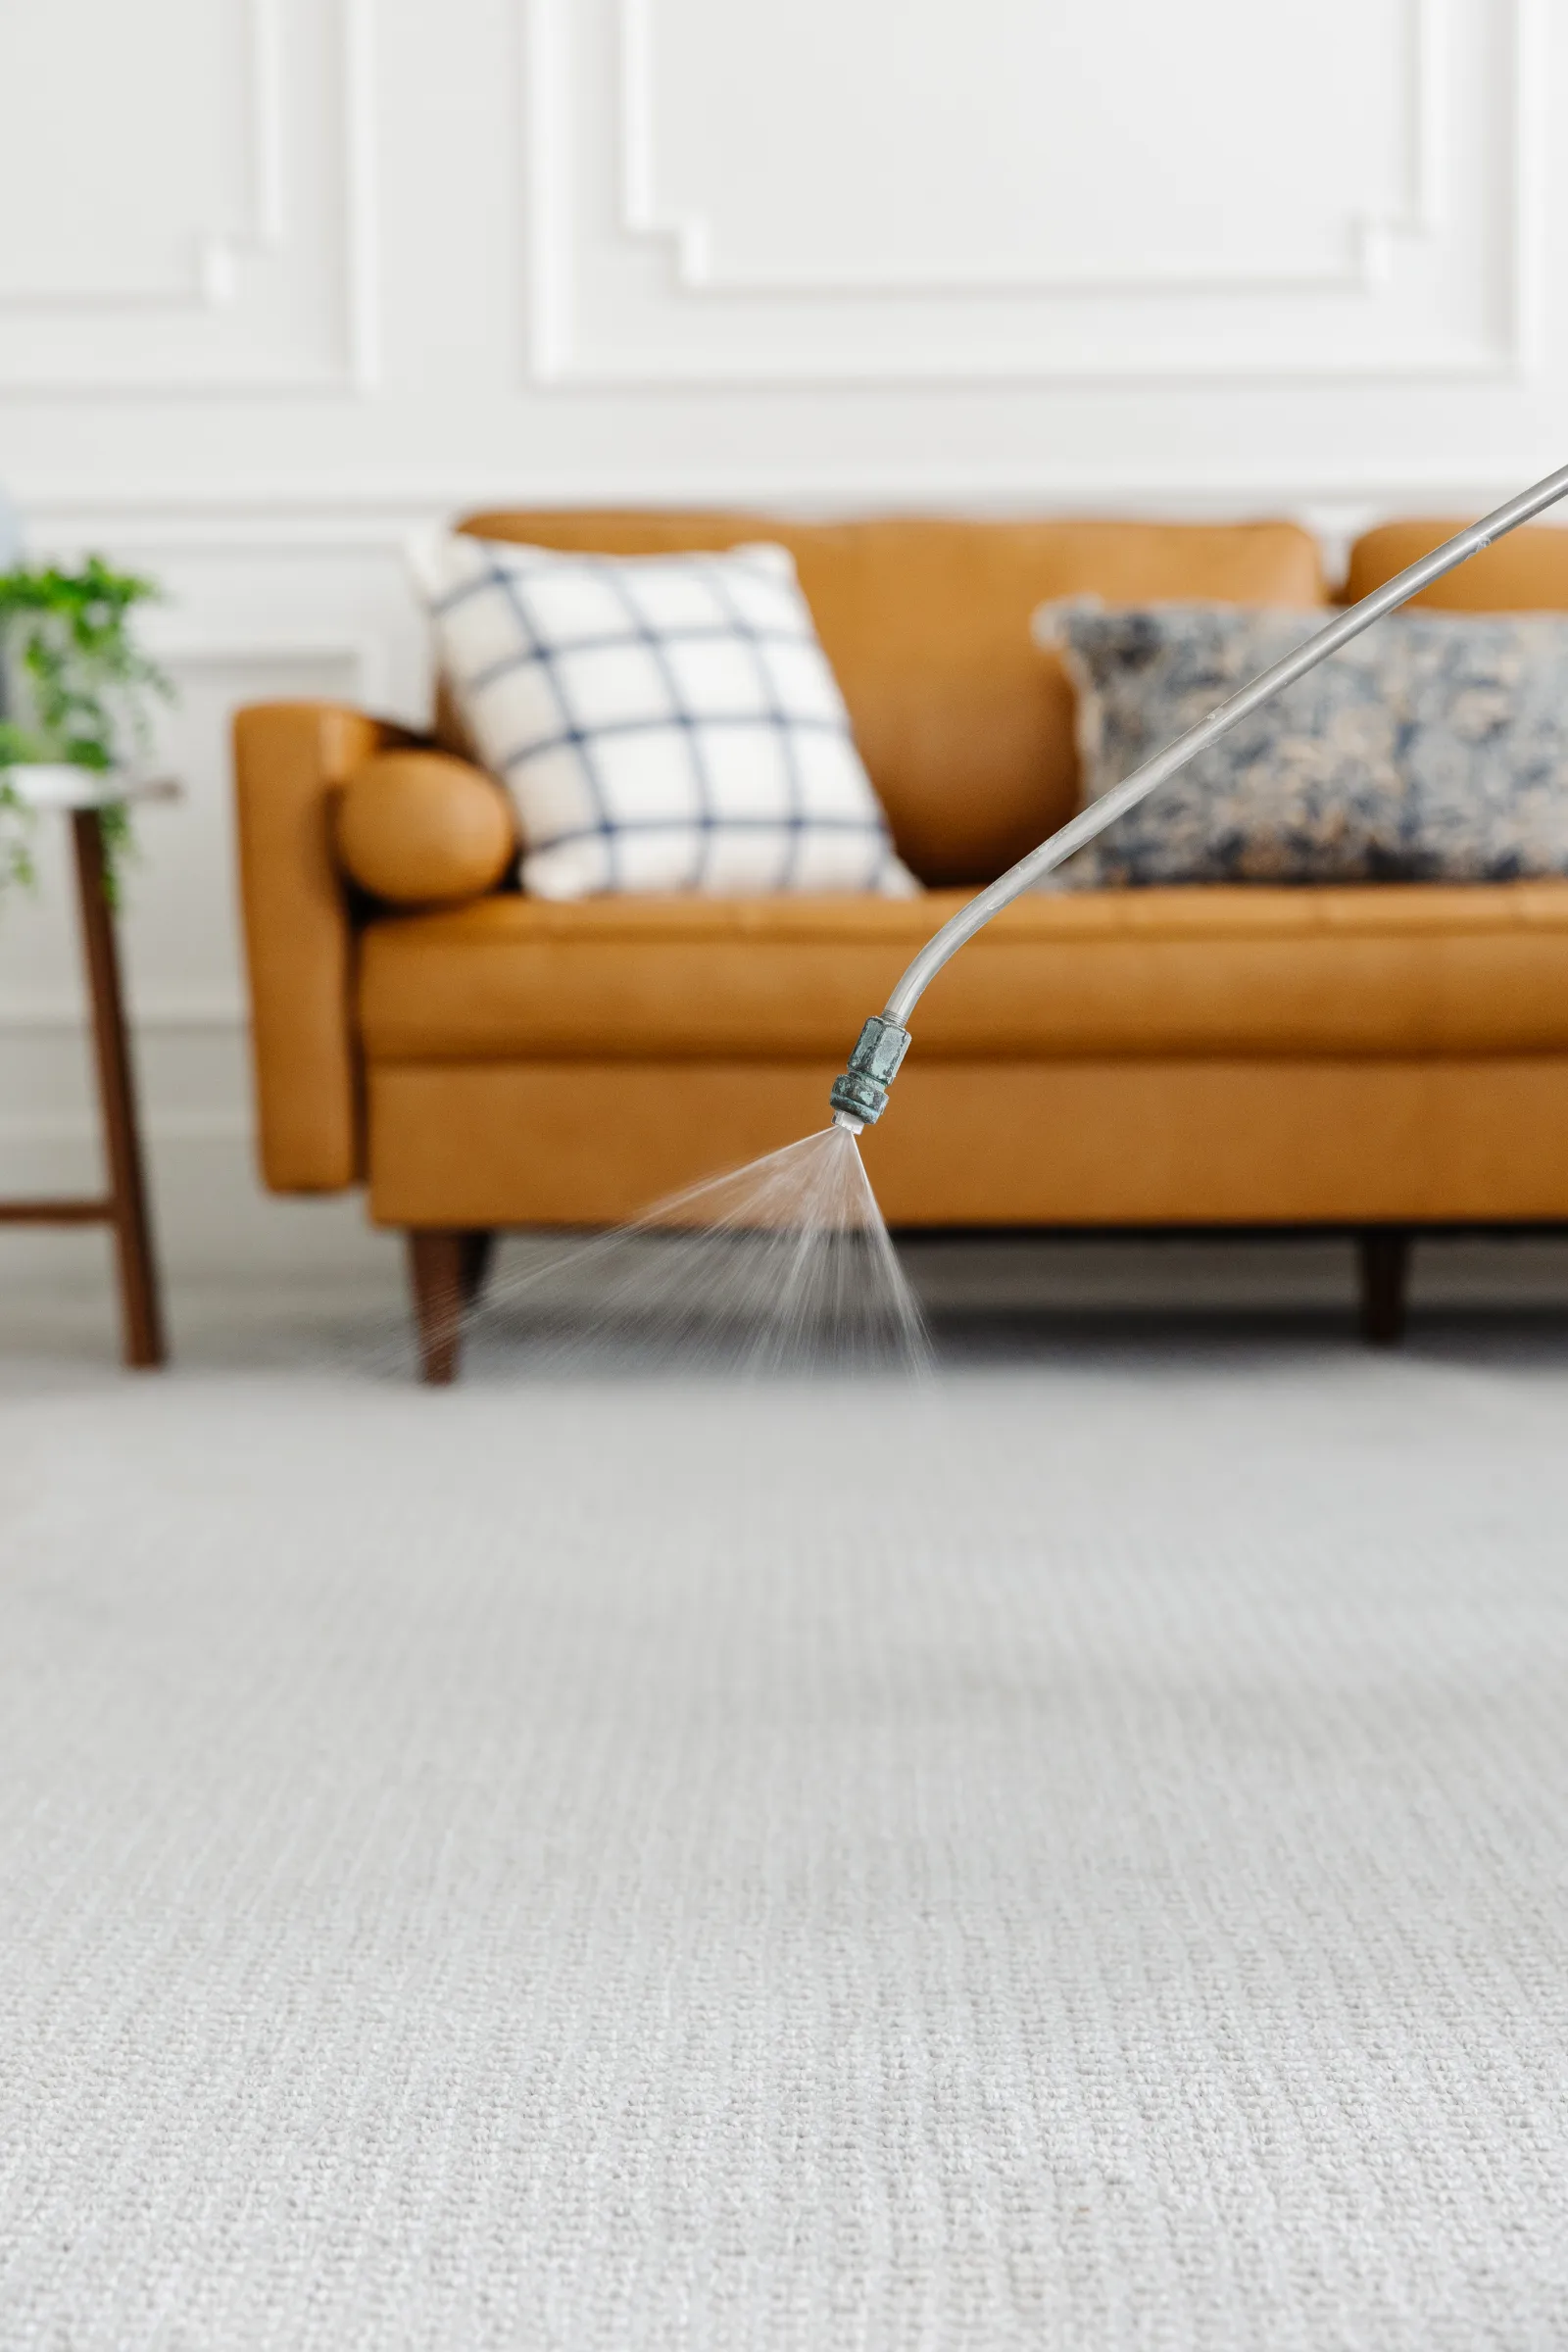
[359,881,1568,1066]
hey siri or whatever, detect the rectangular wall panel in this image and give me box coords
[528,0,1537,382]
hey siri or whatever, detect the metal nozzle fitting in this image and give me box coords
[828,1014,911,1128]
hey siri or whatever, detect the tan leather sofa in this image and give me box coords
[234,511,1568,1378]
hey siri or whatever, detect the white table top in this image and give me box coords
[2,763,180,811]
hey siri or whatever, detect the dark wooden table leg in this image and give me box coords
[72,810,166,1369]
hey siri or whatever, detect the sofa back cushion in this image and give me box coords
[1345,519,1568,614]
[452,511,1325,887]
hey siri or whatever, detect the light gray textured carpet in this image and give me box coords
[3,1315,1568,2348]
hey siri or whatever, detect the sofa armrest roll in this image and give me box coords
[233,701,422,1194]
[334,750,516,907]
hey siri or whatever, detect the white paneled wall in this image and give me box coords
[3,0,1567,1281]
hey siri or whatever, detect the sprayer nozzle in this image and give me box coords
[828,1014,911,1128]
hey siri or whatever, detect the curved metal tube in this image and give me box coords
[881,460,1568,1031]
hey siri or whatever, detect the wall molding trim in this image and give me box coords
[0,1109,248,1146]
[619,0,1440,302]
[0,1002,245,1036]
[526,0,1540,387]
[148,629,388,710]
[0,0,285,318]
[0,0,378,398]
[23,464,1568,531]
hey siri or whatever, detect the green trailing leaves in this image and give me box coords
[0,770,34,898]
[0,556,172,906]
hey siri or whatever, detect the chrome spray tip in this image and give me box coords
[828,1014,911,1129]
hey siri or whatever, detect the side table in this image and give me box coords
[0,767,173,1369]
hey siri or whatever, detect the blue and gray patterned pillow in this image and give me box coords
[1036,599,1568,886]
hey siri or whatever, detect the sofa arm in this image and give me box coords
[233,701,423,1193]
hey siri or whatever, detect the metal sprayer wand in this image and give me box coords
[829,459,1568,1130]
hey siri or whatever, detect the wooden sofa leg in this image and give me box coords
[407,1229,467,1384]
[1357,1229,1411,1348]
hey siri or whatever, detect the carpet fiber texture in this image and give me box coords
[3,1323,1568,2347]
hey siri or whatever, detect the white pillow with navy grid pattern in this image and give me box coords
[408,533,917,901]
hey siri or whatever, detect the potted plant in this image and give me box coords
[0,556,172,905]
